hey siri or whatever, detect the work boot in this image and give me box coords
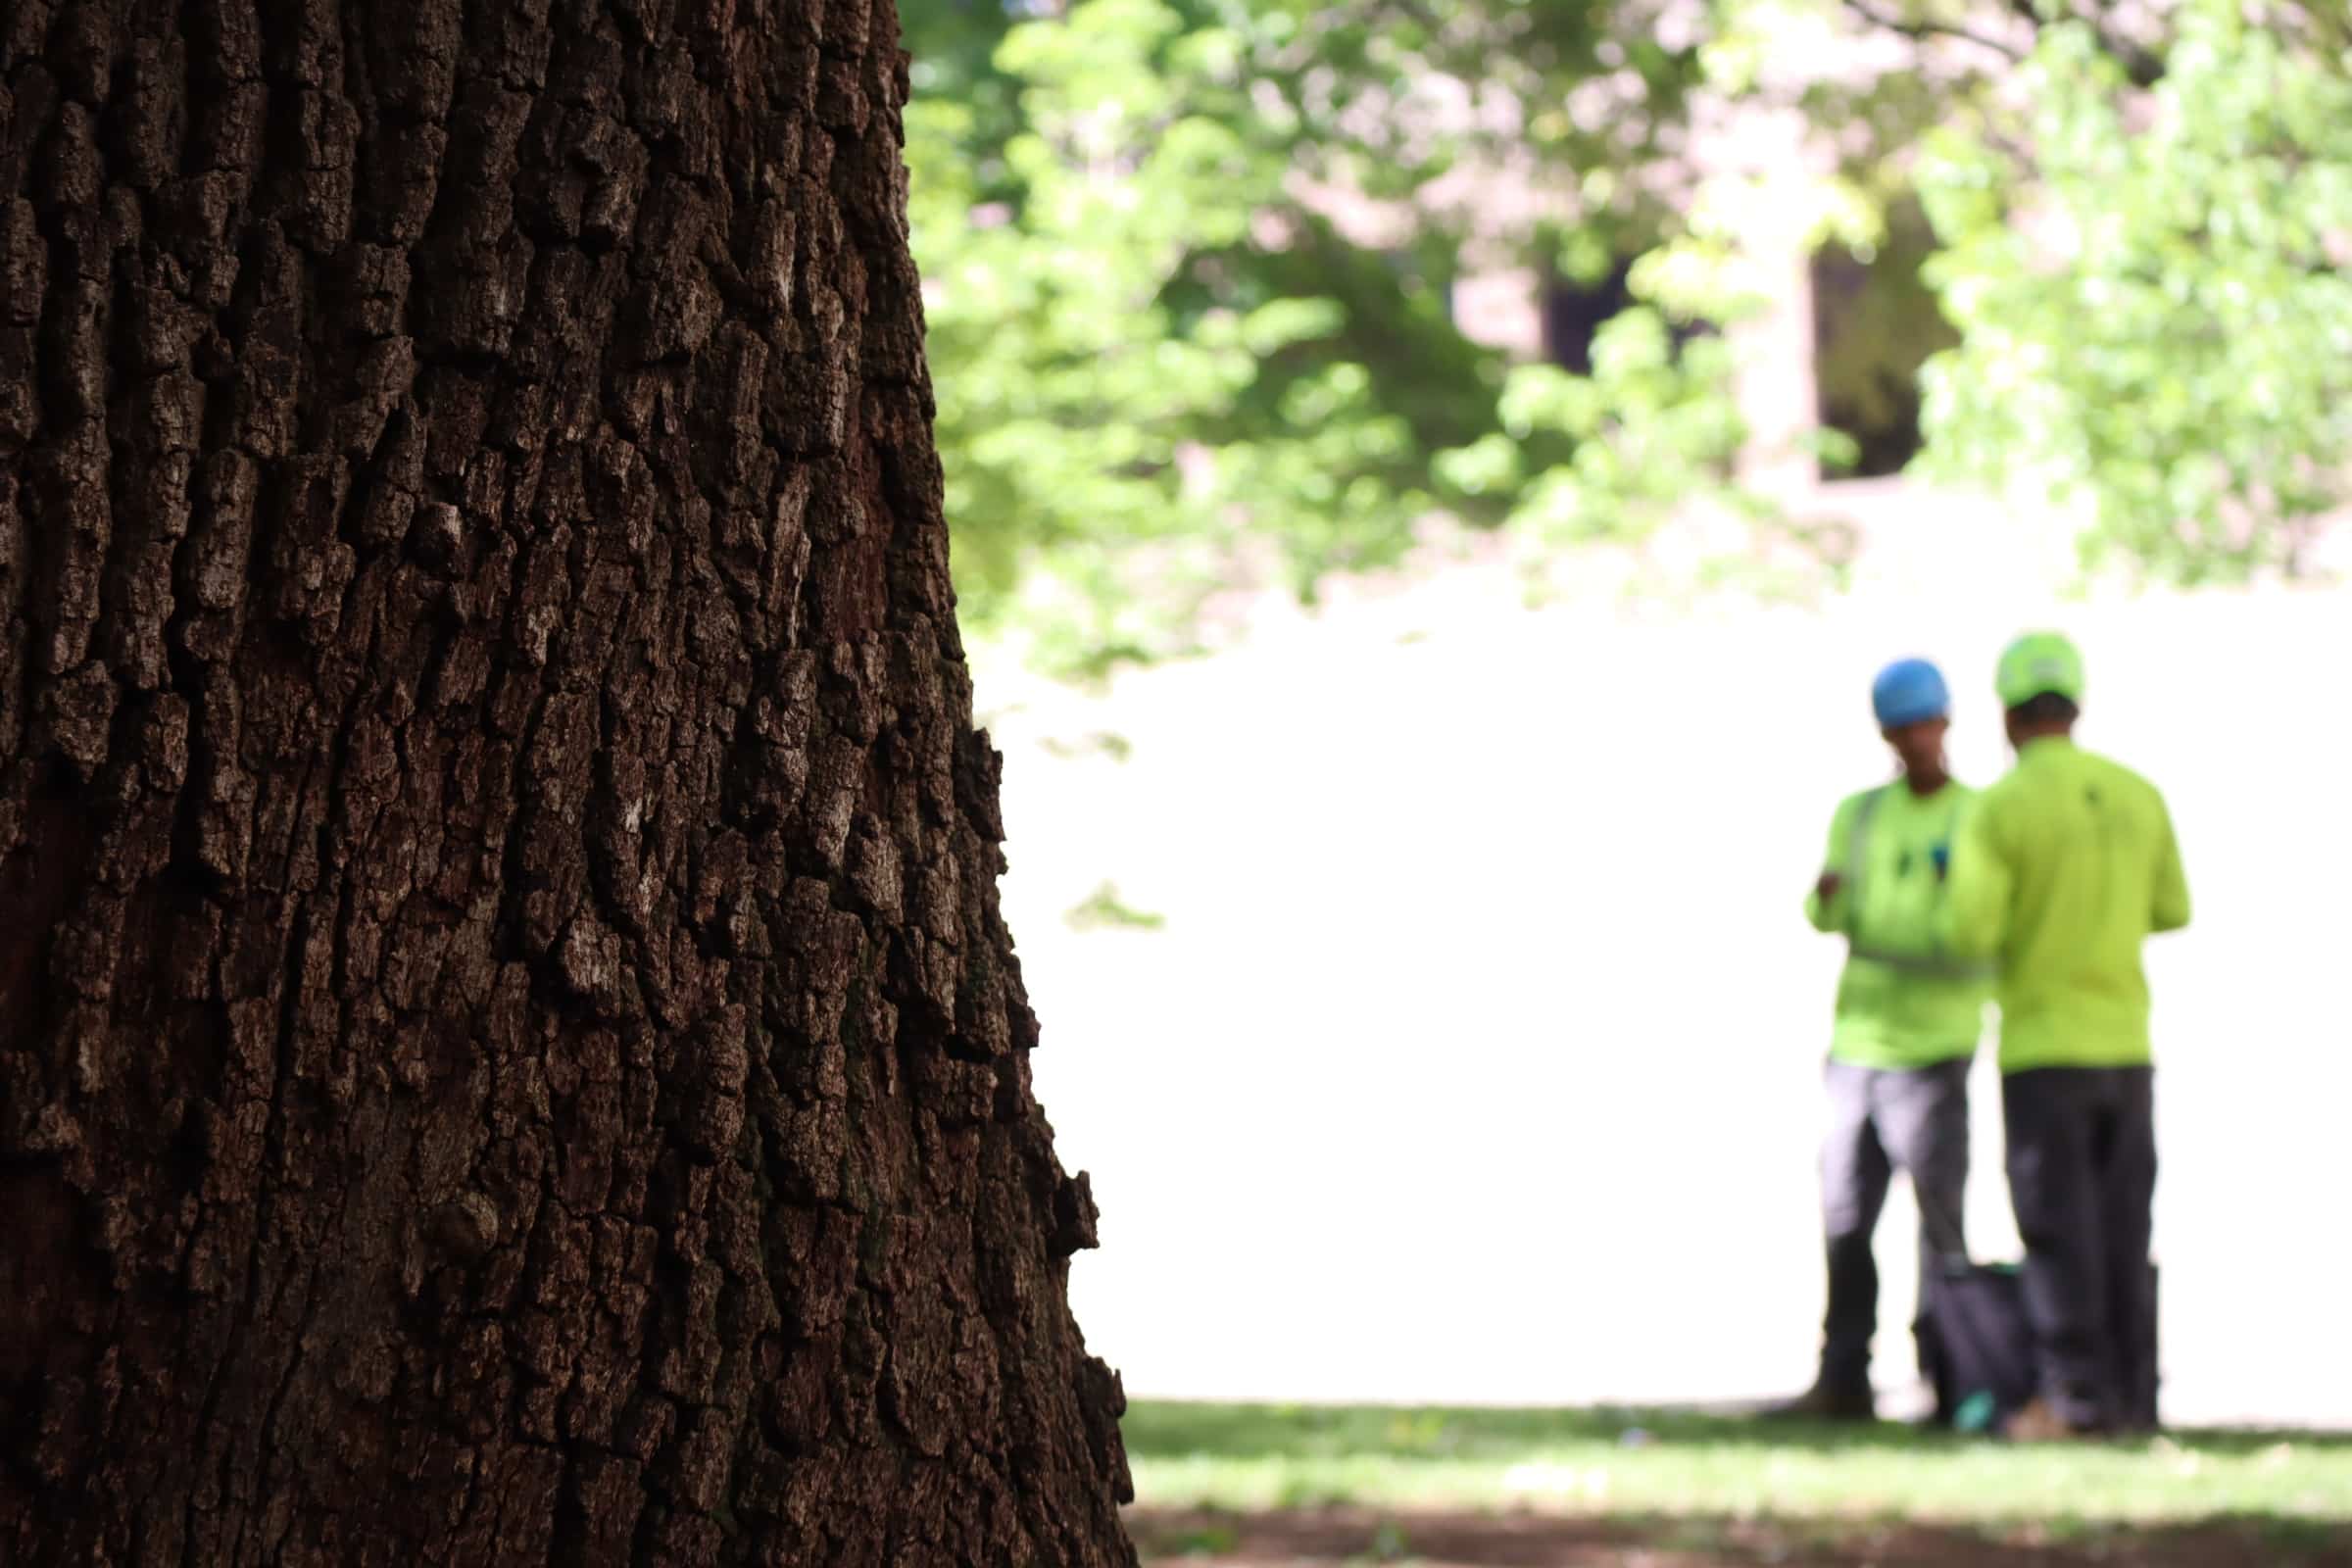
[1761,1380,1877,1423]
[2003,1396,2101,1443]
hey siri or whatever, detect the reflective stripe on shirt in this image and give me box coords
[1840,782,1979,975]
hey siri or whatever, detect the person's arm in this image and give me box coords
[1805,796,1855,933]
[1942,799,2013,959]
[2151,796,2191,934]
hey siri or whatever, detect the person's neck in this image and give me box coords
[1903,765,1951,798]
[2012,721,2076,752]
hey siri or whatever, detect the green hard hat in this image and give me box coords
[1995,631,2085,710]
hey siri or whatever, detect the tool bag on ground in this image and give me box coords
[1926,1258,2159,1432]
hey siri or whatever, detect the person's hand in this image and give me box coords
[1815,870,1844,903]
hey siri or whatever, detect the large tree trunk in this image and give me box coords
[0,2,1133,1563]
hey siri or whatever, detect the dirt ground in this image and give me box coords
[1124,1507,2352,1568]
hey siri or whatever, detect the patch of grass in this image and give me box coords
[1121,1401,2352,1527]
[1124,1506,2352,1568]
[1152,1520,1239,1557]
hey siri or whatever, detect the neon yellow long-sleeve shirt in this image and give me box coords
[1944,738,2191,1072]
[1806,781,1991,1070]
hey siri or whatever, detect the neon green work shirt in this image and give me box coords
[1805,781,1991,1070]
[1944,738,2191,1072]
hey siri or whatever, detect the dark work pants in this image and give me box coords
[1820,1058,1972,1394]
[2003,1065,2157,1430]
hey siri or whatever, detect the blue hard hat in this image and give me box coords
[1872,658,1950,728]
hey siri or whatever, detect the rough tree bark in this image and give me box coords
[0,1,1135,1563]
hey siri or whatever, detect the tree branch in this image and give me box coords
[1841,0,2030,63]
[2005,0,2168,87]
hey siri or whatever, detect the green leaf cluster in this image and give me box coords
[1914,0,2352,582]
[903,0,1735,671]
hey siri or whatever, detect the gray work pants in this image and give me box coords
[1819,1058,1972,1393]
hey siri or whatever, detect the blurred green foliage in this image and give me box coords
[1917,1,2352,583]
[901,0,2352,671]
[1063,880,1168,930]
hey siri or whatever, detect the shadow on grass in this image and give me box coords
[1121,1398,2352,1463]
[1126,1505,2352,1567]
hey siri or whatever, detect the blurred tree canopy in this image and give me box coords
[1915,2,2352,583]
[900,0,2352,670]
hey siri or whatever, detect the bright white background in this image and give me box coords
[979,495,2352,1428]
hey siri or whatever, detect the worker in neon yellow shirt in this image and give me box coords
[1771,658,1990,1422]
[1945,632,2190,1440]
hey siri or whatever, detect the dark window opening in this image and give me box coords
[1541,258,1638,374]
[1540,255,1710,374]
[1809,199,1959,479]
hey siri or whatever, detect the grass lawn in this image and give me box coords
[1120,1401,2352,1566]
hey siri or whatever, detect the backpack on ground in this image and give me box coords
[1926,1258,2159,1433]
